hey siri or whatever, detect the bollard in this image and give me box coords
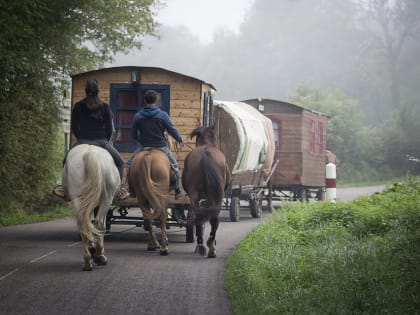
[325,163,336,202]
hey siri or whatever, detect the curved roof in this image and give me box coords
[72,66,216,90]
[242,98,329,117]
[214,100,275,175]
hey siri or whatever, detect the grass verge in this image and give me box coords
[225,176,420,314]
[0,206,72,227]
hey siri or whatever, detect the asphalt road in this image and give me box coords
[0,186,385,315]
[0,207,266,315]
[336,185,386,201]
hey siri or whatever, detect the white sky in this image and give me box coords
[156,0,255,44]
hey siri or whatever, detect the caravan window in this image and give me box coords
[109,84,170,152]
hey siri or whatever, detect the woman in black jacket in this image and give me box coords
[53,80,129,201]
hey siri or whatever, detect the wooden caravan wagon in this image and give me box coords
[242,98,329,201]
[71,66,216,236]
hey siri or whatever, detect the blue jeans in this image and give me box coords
[126,145,180,191]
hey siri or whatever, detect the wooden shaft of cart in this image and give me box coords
[256,159,279,198]
[263,159,279,186]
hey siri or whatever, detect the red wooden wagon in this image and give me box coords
[243,98,329,201]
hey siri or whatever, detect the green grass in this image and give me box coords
[225,176,420,315]
[0,206,72,227]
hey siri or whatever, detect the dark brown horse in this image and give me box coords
[182,126,231,258]
[128,149,175,255]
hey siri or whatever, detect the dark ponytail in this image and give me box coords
[84,79,101,108]
[84,79,105,120]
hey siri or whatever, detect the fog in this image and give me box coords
[111,0,420,125]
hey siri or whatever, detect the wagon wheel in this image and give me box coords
[249,197,262,218]
[171,205,186,222]
[229,197,240,222]
[297,187,308,202]
[316,188,325,201]
[185,209,194,243]
[105,208,114,233]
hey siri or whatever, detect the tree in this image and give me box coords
[0,0,158,213]
[355,0,420,110]
[380,105,420,176]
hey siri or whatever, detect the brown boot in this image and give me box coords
[175,188,185,200]
[52,185,68,200]
[117,185,130,201]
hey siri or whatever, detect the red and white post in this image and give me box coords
[325,163,336,202]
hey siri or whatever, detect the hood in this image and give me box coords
[142,106,160,118]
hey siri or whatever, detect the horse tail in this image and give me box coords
[201,150,224,209]
[140,155,167,215]
[77,151,103,242]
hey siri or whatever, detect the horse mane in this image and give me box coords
[189,126,202,138]
[190,126,216,147]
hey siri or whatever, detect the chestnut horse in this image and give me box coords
[128,149,175,255]
[62,144,120,271]
[182,126,231,258]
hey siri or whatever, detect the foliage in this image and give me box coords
[380,105,420,176]
[226,176,420,315]
[354,0,420,111]
[0,205,72,227]
[0,77,63,213]
[0,0,158,213]
[0,0,158,76]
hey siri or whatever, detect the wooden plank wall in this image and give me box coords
[272,152,303,186]
[242,99,328,189]
[71,70,128,104]
[301,111,327,187]
[269,113,304,187]
[277,113,303,152]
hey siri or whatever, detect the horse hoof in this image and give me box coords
[88,246,96,256]
[82,264,93,271]
[94,255,108,266]
[206,239,216,247]
[208,252,216,258]
[195,245,207,256]
[160,250,169,256]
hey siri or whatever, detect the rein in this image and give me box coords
[184,143,195,151]
[174,141,195,152]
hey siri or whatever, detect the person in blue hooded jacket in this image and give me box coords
[128,90,184,198]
